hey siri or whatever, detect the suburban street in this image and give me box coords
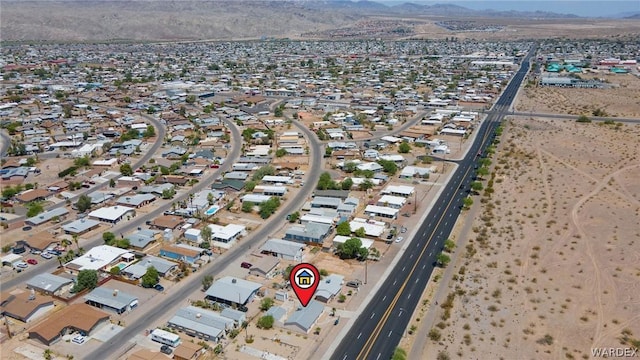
[1,117,237,290]
[330,46,536,360]
[5,111,167,224]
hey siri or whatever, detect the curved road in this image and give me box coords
[87,115,323,360]
[1,118,235,290]
[6,111,166,224]
[330,45,536,360]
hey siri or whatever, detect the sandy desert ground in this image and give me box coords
[412,117,640,360]
[516,73,640,118]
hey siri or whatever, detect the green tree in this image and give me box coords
[260,297,274,311]
[115,238,130,249]
[103,232,116,245]
[470,181,483,194]
[378,159,398,175]
[161,188,176,199]
[341,178,354,190]
[110,266,121,275]
[252,166,275,181]
[275,148,288,157]
[436,253,451,267]
[26,202,44,217]
[244,181,257,192]
[259,197,280,219]
[317,172,338,190]
[200,225,212,243]
[72,270,98,293]
[141,266,159,288]
[398,142,411,153]
[202,275,214,290]
[476,166,489,179]
[288,211,300,223]
[257,315,274,329]
[336,237,368,260]
[336,221,351,236]
[119,163,133,176]
[358,180,374,191]
[444,239,456,253]
[392,347,408,360]
[143,125,155,138]
[186,95,197,104]
[242,201,255,213]
[462,197,473,209]
[75,194,92,213]
[354,227,366,238]
[109,178,116,188]
[343,162,358,173]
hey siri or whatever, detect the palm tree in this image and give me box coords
[72,234,80,251]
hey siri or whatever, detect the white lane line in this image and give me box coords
[357,333,362,339]
[388,330,393,337]
[370,312,376,319]
[382,295,387,301]
[393,279,397,285]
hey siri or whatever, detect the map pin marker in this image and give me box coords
[290,263,320,307]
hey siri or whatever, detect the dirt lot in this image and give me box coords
[516,73,640,118]
[417,117,640,360]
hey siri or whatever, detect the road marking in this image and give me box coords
[382,295,387,301]
[393,279,397,285]
[409,254,413,259]
[422,264,426,269]
[415,277,420,283]
[343,355,348,360]
[444,222,448,226]
[407,293,412,299]
[402,266,406,272]
[370,312,375,319]
[376,353,382,360]
[357,332,362,339]
[429,251,433,256]
[388,330,393,337]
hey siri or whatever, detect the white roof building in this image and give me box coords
[377,195,407,208]
[88,206,136,223]
[382,185,415,197]
[348,219,385,238]
[364,205,399,219]
[65,245,131,271]
[333,236,374,249]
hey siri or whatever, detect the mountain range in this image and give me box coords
[0,0,637,42]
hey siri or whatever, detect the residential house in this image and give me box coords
[284,223,332,244]
[84,286,138,314]
[259,239,304,261]
[204,276,262,307]
[1,291,55,323]
[88,206,136,224]
[26,273,74,296]
[284,300,324,333]
[159,244,200,264]
[29,303,110,345]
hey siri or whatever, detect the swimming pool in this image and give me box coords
[205,205,220,216]
[117,263,128,270]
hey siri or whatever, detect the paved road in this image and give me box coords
[331,45,536,360]
[510,111,640,124]
[6,111,166,224]
[86,116,323,360]
[1,118,236,290]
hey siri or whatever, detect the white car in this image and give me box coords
[15,262,28,269]
[41,252,53,259]
[395,237,404,243]
[72,335,86,344]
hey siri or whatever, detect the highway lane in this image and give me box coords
[331,45,535,360]
[86,116,324,360]
[1,118,236,290]
[6,111,166,224]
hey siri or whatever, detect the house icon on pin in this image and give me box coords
[297,269,313,286]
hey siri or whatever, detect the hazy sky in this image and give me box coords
[380,1,640,17]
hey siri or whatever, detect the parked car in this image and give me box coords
[22,226,32,231]
[395,237,404,243]
[12,246,26,254]
[386,233,393,240]
[240,262,252,269]
[346,280,362,289]
[26,258,38,265]
[154,284,165,292]
[41,252,53,260]
[72,335,86,344]
[160,345,172,355]
[47,249,62,256]
[401,227,407,233]
[15,262,28,269]
[30,249,41,255]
